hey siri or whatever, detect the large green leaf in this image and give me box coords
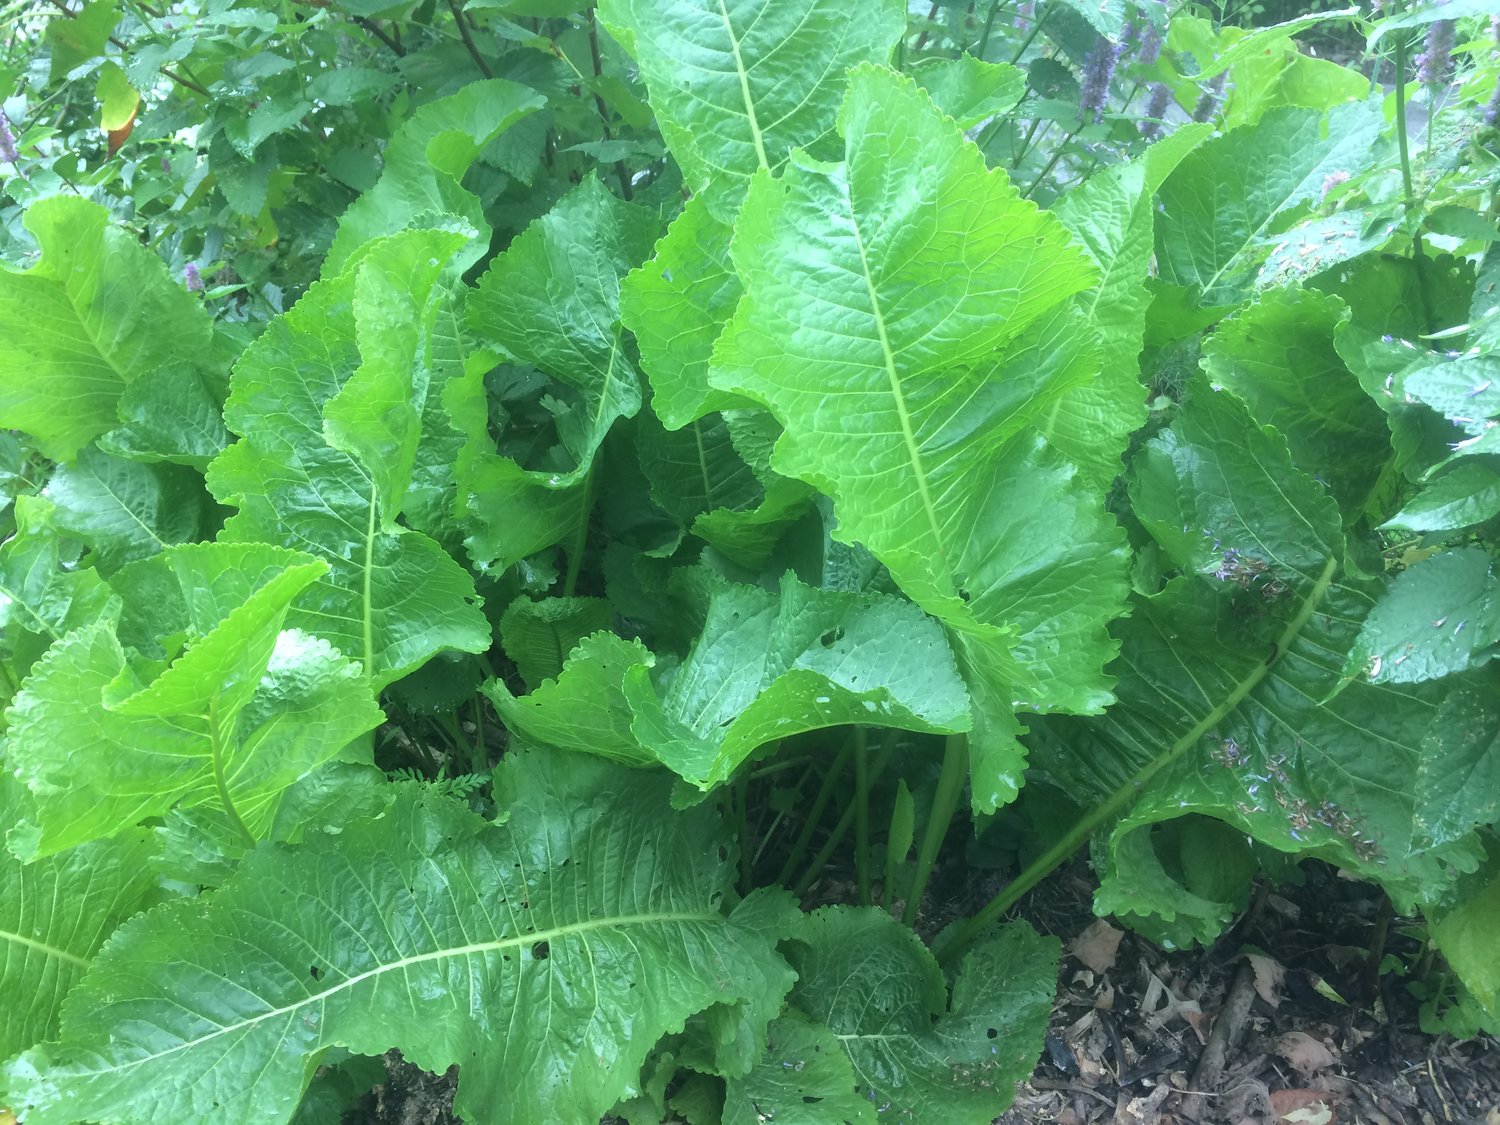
[1416,685,1500,848]
[777,909,1057,1123]
[489,572,971,790]
[723,1010,875,1125]
[1031,379,1475,947]
[711,66,1126,807]
[1201,288,1390,513]
[323,228,472,527]
[499,594,614,690]
[684,409,818,570]
[1404,354,1500,459]
[0,197,215,462]
[325,79,546,273]
[1429,844,1500,1018]
[621,197,750,429]
[0,785,156,1066]
[99,363,232,469]
[487,630,660,766]
[1382,462,1500,533]
[636,410,761,527]
[1342,549,1500,685]
[626,574,971,790]
[5,754,801,1125]
[3,542,382,858]
[712,66,1097,613]
[1048,132,1207,493]
[458,179,657,569]
[0,495,115,714]
[207,231,491,687]
[1155,101,1384,305]
[909,56,1026,131]
[401,289,474,549]
[44,445,212,574]
[598,0,905,221]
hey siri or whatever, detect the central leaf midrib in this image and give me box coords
[692,419,715,508]
[0,577,63,641]
[0,926,89,968]
[69,909,721,1075]
[362,491,376,681]
[846,210,947,565]
[715,0,770,171]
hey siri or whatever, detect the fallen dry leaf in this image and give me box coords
[1270,1088,1334,1124]
[1273,1031,1337,1075]
[1247,952,1285,1008]
[1067,919,1124,973]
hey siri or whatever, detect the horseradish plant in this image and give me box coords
[1,0,1498,1120]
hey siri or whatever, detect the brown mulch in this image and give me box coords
[989,859,1500,1125]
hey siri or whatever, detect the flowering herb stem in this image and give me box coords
[1005,3,1049,65]
[1392,29,1436,335]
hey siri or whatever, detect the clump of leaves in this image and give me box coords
[3,0,1500,1122]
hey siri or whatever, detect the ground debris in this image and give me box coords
[997,859,1500,1125]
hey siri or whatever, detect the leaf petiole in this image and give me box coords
[208,695,256,850]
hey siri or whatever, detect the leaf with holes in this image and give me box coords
[3,753,801,1125]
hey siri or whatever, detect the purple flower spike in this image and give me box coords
[184,262,204,293]
[0,113,18,166]
[1192,72,1227,123]
[1140,82,1172,140]
[1415,20,1454,86]
[1015,0,1034,32]
[1080,35,1121,125]
[1137,23,1163,67]
[1486,82,1500,127]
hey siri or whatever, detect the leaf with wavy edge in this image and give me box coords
[909,57,1025,131]
[599,0,904,222]
[487,572,970,790]
[723,1010,875,1125]
[0,197,216,462]
[625,574,970,790]
[323,230,472,527]
[712,66,1097,613]
[1416,685,1500,849]
[1201,288,1388,513]
[326,79,545,273]
[44,445,210,575]
[622,197,751,430]
[0,495,115,716]
[1154,101,1384,305]
[1342,549,1500,686]
[4,542,383,859]
[4,754,801,1125]
[458,179,656,569]
[499,595,614,690]
[0,796,157,1067]
[486,630,659,767]
[636,410,760,526]
[1025,379,1479,948]
[711,67,1126,808]
[207,231,490,687]
[1047,127,1208,493]
[780,909,1057,1123]
[1429,842,1500,1018]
